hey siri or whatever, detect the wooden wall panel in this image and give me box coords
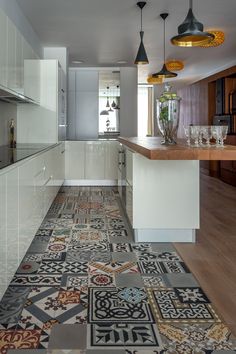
[177,81,208,138]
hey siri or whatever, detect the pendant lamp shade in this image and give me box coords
[100,110,109,116]
[152,13,177,79]
[171,0,215,47]
[135,2,149,65]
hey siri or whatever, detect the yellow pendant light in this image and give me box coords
[166,60,184,72]
[200,31,225,48]
[147,76,163,85]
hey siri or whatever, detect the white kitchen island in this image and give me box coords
[118,137,236,243]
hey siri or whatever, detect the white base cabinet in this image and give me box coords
[0,143,64,300]
[118,145,200,243]
[65,141,118,185]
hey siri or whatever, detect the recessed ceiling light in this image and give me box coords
[72,60,84,64]
[117,60,127,64]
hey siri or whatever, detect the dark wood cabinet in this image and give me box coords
[220,135,236,186]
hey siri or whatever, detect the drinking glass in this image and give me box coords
[219,126,228,146]
[198,126,204,145]
[211,126,221,147]
[183,125,191,146]
[190,126,200,147]
[202,126,211,146]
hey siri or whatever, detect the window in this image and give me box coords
[138,85,154,137]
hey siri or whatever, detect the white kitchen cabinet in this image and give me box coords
[15,28,24,94]
[24,59,41,103]
[6,167,19,283]
[85,141,105,180]
[0,144,65,301]
[0,9,7,87]
[7,17,16,92]
[65,141,85,180]
[0,173,7,299]
[18,156,38,262]
[104,141,118,180]
[65,141,118,185]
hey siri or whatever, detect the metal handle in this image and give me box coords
[44,175,52,186]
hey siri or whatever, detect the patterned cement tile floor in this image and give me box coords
[0,186,236,354]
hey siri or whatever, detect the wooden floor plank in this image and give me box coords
[175,173,236,335]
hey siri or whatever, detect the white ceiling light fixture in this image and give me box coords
[117,60,127,64]
[72,60,84,64]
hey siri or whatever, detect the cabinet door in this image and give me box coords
[105,141,118,180]
[7,17,16,92]
[85,142,105,180]
[18,158,37,262]
[126,149,133,187]
[15,28,23,94]
[65,141,85,180]
[24,59,40,102]
[126,184,133,226]
[0,173,7,300]
[6,167,19,283]
[0,9,7,87]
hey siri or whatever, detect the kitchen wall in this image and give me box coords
[177,81,208,138]
[0,102,17,146]
[0,0,42,57]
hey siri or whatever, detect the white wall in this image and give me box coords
[44,47,68,75]
[0,0,42,58]
[120,67,138,137]
[0,102,17,146]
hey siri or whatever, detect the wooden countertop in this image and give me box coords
[118,137,236,160]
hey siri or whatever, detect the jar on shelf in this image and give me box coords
[156,83,181,145]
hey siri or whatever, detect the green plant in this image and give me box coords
[159,106,168,121]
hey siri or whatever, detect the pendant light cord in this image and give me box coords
[141,7,143,32]
[189,0,193,10]
[163,17,166,64]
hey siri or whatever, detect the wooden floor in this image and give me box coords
[175,173,236,336]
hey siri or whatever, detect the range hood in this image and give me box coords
[0,85,36,104]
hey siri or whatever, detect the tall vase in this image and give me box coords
[156,83,181,145]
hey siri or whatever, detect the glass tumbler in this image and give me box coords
[190,126,200,147]
[219,126,228,146]
[183,125,191,146]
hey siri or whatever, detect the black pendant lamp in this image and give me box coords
[171,0,215,47]
[106,86,111,108]
[135,1,149,65]
[153,13,177,79]
[100,110,109,116]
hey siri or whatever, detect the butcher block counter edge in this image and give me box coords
[118,137,236,161]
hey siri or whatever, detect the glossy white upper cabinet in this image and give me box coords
[7,17,16,92]
[24,59,41,103]
[15,28,24,94]
[0,9,7,87]
[0,7,39,96]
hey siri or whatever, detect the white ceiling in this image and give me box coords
[16,0,236,87]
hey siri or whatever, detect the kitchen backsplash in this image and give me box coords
[0,101,17,146]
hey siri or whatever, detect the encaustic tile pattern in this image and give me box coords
[0,186,235,354]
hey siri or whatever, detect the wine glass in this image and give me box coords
[219,126,228,146]
[190,126,200,147]
[211,126,221,147]
[202,126,211,146]
[183,125,191,146]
